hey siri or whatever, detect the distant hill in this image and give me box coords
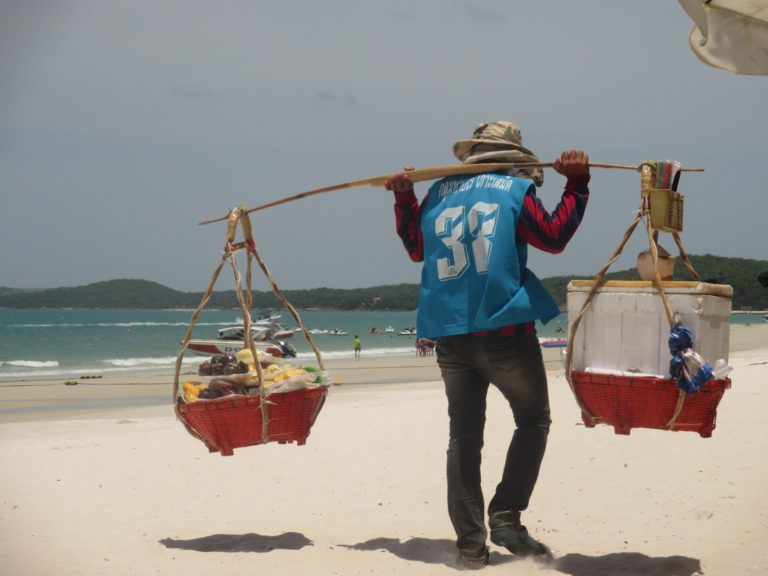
[0,255,766,311]
[0,286,36,297]
[0,280,194,309]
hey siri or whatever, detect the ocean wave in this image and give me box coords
[0,356,204,381]
[2,360,60,368]
[0,348,423,382]
[103,356,205,368]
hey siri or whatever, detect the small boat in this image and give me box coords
[539,338,568,348]
[384,326,395,333]
[309,328,329,335]
[369,328,385,334]
[187,326,297,358]
[216,325,295,341]
[186,337,295,358]
[250,320,295,339]
[328,328,347,336]
[253,311,282,322]
[399,327,417,336]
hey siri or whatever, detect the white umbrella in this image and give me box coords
[679,0,768,74]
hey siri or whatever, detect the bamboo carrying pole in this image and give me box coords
[198,161,705,225]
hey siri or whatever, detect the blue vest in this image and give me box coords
[416,173,559,339]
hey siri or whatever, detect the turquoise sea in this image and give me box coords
[0,308,575,382]
[1,308,760,383]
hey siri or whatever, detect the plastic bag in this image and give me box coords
[668,325,713,393]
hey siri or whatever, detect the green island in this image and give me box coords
[1,254,766,311]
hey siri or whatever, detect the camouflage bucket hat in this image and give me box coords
[453,121,543,185]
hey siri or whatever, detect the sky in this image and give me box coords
[1,0,766,292]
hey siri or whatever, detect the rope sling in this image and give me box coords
[564,162,701,431]
[173,206,325,446]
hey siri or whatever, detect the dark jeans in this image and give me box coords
[436,333,551,557]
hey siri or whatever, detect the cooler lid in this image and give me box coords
[567,280,733,299]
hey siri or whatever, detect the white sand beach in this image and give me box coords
[1,324,767,575]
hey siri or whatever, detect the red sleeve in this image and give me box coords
[393,189,424,262]
[517,174,590,253]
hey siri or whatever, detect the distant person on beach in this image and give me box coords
[353,335,361,358]
[386,121,590,568]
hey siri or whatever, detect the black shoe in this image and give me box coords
[457,549,489,570]
[489,512,552,560]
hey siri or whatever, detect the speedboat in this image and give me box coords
[399,327,417,336]
[328,328,347,336]
[254,311,281,322]
[186,337,296,358]
[250,320,295,339]
[216,325,295,341]
[539,337,568,348]
[187,326,297,358]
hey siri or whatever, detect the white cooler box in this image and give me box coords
[567,280,732,376]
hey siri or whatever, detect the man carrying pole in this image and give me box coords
[385,121,590,568]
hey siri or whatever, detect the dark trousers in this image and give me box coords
[436,333,551,557]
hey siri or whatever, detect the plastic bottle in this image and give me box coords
[712,359,733,380]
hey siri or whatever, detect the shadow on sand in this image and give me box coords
[340,537,703,575]
[160,533,703,574]
[159,532,313,553]
[338,537,514,568]
[552,552,703,576]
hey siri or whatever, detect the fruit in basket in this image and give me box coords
[237,348,278,372]
[197,362,212,376]
[183,381,203,394]
[302,365,325,383]
[200,355,247,376]
[183,381,205,403]
[198,379,247,400]
[236,348,271,363]
[256,364,310,388]
[236,348,254,362]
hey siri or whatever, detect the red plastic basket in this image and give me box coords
[177,386,328,456]
[570,370,730,437]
